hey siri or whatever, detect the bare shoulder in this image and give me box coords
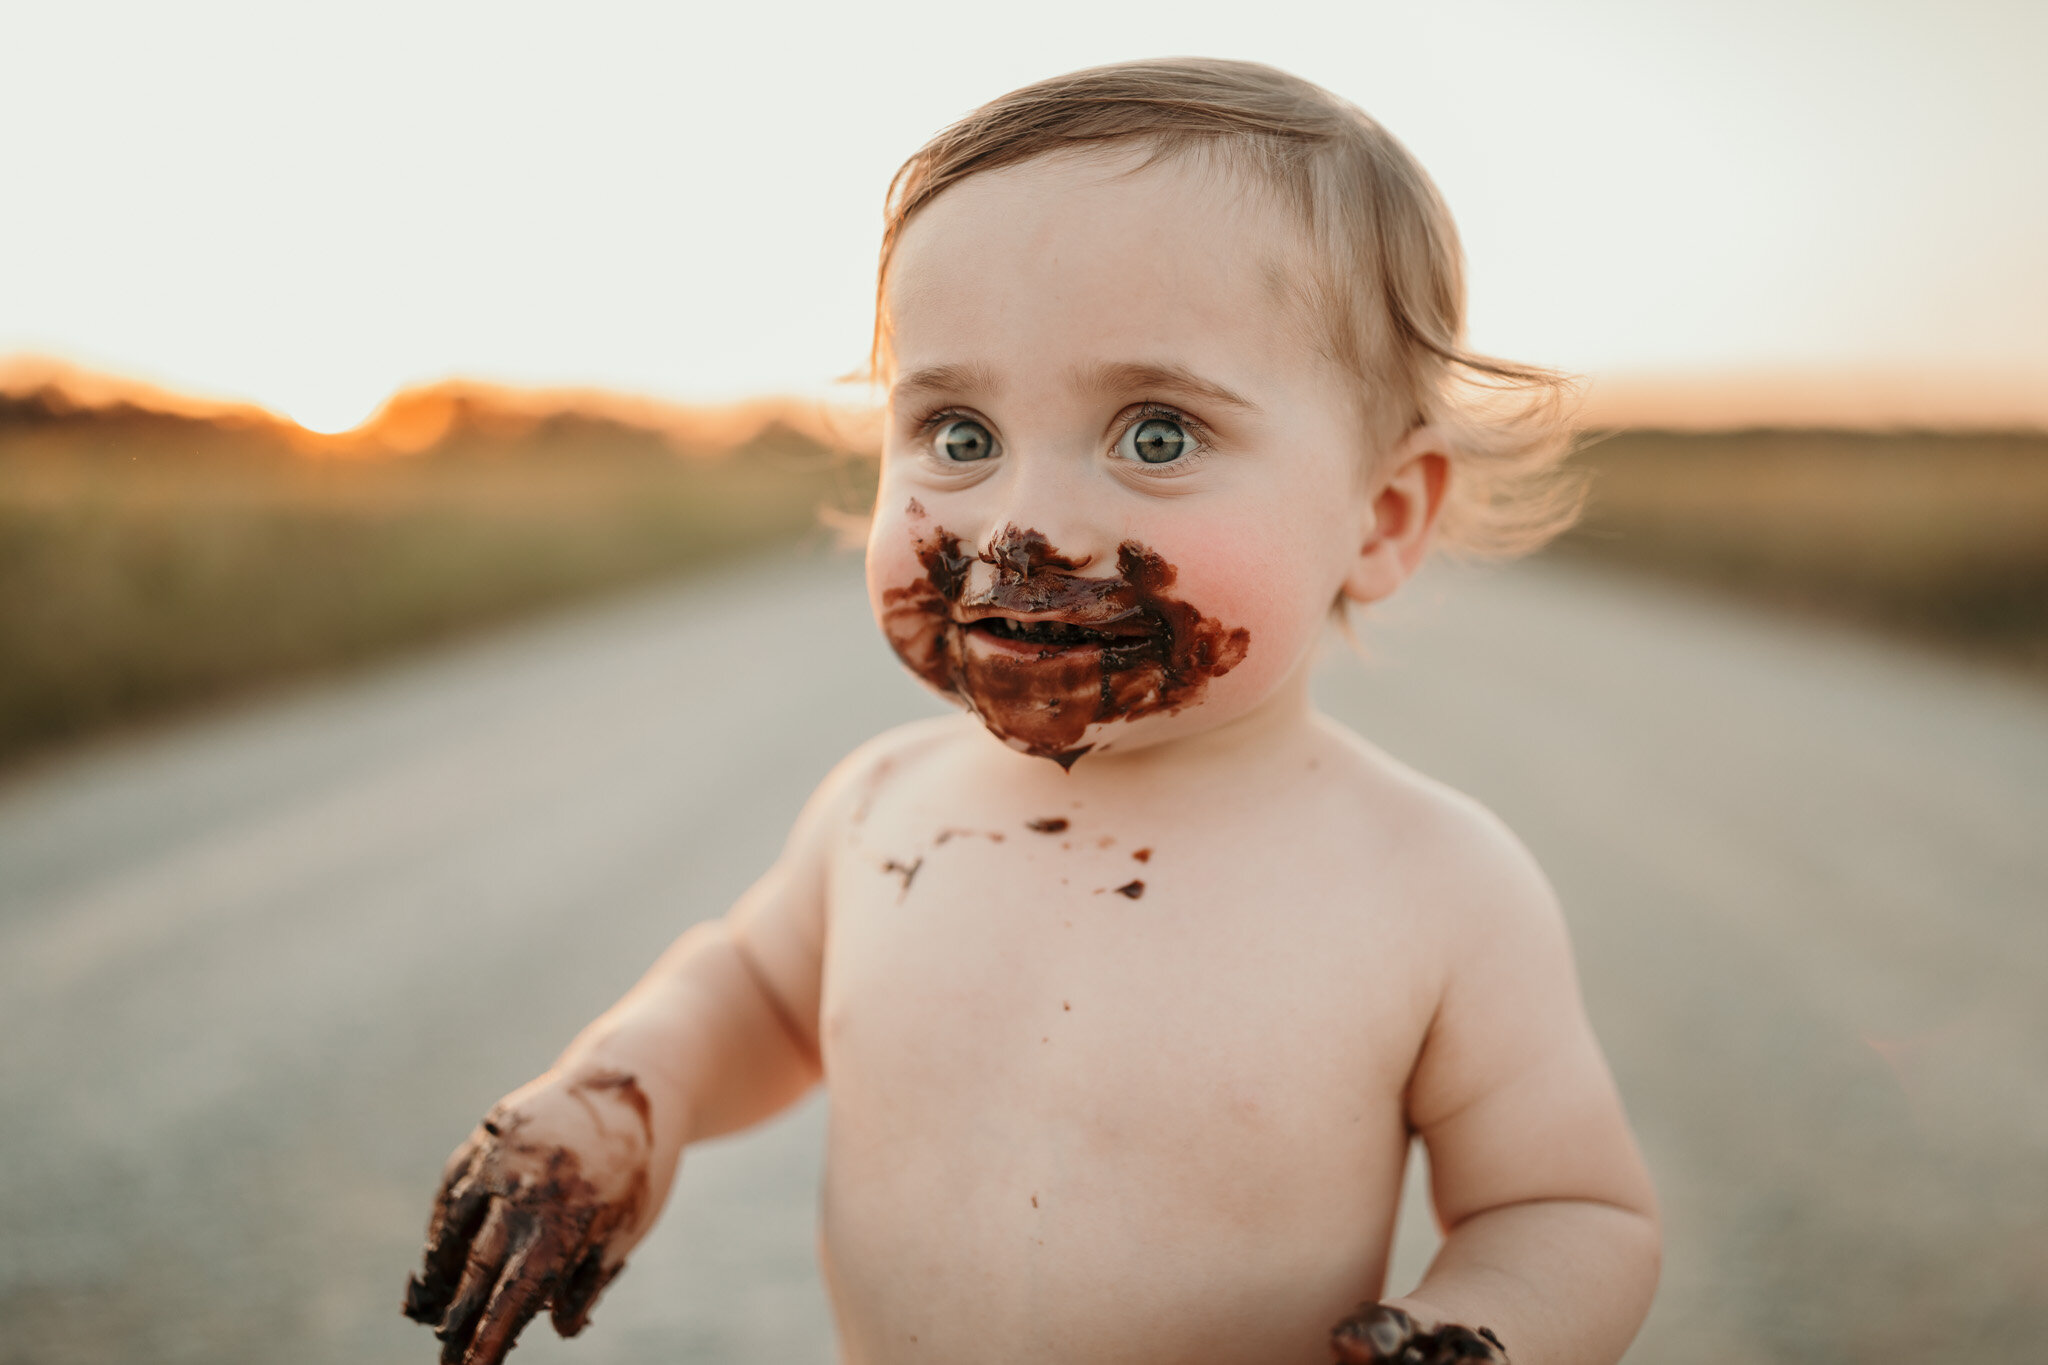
[725,714,975,1027]
[783,713,978,861]
[1307,713,1562,947]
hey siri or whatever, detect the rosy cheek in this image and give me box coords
[1162,546,1323,688]
[864,517,920,606]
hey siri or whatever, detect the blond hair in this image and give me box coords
[871,57,1584,558]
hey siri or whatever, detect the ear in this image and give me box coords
[1341,425,1451,607]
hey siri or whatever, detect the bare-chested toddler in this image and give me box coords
[402,58,1661,1365]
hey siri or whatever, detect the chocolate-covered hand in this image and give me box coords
[1330,1303,1510,1364]
[402,1069,662,1365]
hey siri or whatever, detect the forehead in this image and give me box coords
[885,149,1323,387]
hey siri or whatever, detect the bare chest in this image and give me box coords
[822,793,1431,1165]
[814,793,1434,1359]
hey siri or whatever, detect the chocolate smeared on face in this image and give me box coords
[980,523,1092,578]
[881,523,1251,767]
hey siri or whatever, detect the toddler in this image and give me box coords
[402,58,1660,1365]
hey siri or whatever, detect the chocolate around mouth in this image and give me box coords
[881,522,1251,768]
[968,615,1148,648]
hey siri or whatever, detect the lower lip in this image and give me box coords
[961,624,1113,659]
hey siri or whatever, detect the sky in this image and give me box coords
[4,0,2044,432]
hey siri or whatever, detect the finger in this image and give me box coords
[405,1167,490,1324]
[1429,1324,1509,1363]
[441,1128,486,1184]
[1330,1303,1413,1362]
[422,1135,485,1236]
[549,1246,623,1338]
[435,1201,515,1364]
[1330,1322,1371,1363]
[460,1225,559,1365]
[547,1176,640,1338]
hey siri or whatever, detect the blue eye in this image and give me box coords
[935,418,997,462]
[1119,416,1190,465]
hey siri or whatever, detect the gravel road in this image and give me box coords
[2,549,2043,1364]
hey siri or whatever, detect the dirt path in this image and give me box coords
[2,550,2042,1363]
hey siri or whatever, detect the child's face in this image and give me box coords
[867,150,1394,767]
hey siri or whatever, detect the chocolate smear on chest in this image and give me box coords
[881,523,1250,768]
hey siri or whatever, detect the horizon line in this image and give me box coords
[4,353,2044,439]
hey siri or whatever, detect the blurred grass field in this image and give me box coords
[2,394,2044,772]
[0,392,873,769]
[1560,427,2048,673]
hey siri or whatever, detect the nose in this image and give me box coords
[970,445,1110,579]
[980,523,1093,577]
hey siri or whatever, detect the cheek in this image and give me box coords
[1156,512,1346,695]
[864,503,923,621]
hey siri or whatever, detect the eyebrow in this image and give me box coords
[891,363,1002,406]
[1072,361,1261,415]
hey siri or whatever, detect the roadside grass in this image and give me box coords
[0,404,873,769]
[1557,428,2048,676]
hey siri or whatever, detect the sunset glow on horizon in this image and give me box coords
[4,1,2044,430]
[278,392,386,438]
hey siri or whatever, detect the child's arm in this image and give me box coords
[400,742,875,1365]
[1336,812,1661,1365]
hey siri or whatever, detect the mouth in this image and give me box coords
[963,614,1148,652]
